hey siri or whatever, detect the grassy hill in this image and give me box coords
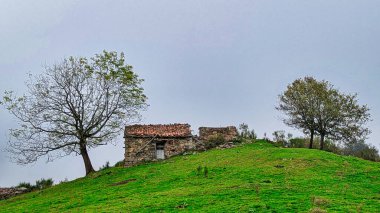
[1,140,379,212]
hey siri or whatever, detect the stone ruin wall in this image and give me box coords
[0,188,28,200]
[198,126,238,142]
[164,138,196,157]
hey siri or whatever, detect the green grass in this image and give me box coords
[1,140,380,212]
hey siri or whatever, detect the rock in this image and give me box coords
[217,142,236,149]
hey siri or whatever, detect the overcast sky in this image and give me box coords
[1,0,379,187]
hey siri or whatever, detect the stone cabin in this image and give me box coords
[124,124,238,167]
[124,124,194,167]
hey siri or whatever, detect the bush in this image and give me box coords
[59,178,69,184]
[16,178,53,191]
[231,137,246,144]
[195,165,209,178]
[35,178,53,190]
[323,140,342,154]
[286,135,380,162]
[343,142,380,162]
[99,161,110,171]
[238,123,257,140]
[272,130,286,142]
[15,182,34,192]
[114,160,125,167]
[270,140,284,147]
[289,138,308,148]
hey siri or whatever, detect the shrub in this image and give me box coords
[195,165,209,178]
[59,178,69,184]
[323,140,342,154]
[231,137,243,144]
[272,130,286,143]
[343,141,380,162]
[15,182,34,192]
[16,178,53,191]
[286,136,380,162]
[99,161,110,171]
[35,178,53,190]
[289,138,308,148]
[238,123,257,140]
[272,130,299,147]
[114,160,125,167]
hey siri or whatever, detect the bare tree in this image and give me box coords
[238,123,257,140]
[1,51,147,175]
[272,130,286,143]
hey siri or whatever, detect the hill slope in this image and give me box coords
[1,140,379,212]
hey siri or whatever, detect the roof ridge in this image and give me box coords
[125,123,192,137]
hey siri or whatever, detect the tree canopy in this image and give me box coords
[277,77,371,150]
[1,51,147,175]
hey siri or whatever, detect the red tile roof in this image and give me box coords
[124,124,192,138]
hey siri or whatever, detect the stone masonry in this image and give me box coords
[124,124,238,167]
[198,126,238,142]
[0,188,28,200]
[124,124,194,167]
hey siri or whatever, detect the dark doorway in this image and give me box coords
[155,142,165,159]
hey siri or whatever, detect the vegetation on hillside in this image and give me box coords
[269,130,380,162]
[277,77,371,150]
[15,178,54,192]
[1,140,379,212]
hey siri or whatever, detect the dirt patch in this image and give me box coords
[110,179,137,186]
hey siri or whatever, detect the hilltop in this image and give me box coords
[1,140,379,212]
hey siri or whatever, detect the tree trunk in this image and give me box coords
[320,134,325,150]
[80,142,95,175]
[309,130,314,149]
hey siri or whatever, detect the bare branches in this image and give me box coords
[1,51,147,172]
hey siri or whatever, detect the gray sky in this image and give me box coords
[1,0,379,187]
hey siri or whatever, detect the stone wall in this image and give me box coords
[0,188,28,200]
[124,137,155,167]
[124,137,195,167]
[124,124,239,167]
[198,126,238,142]
[164,138,196,157]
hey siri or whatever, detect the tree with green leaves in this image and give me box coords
[276,77,320,148]
[1,51,147,175]
[312,81,371,150]
[277,77,370,150]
